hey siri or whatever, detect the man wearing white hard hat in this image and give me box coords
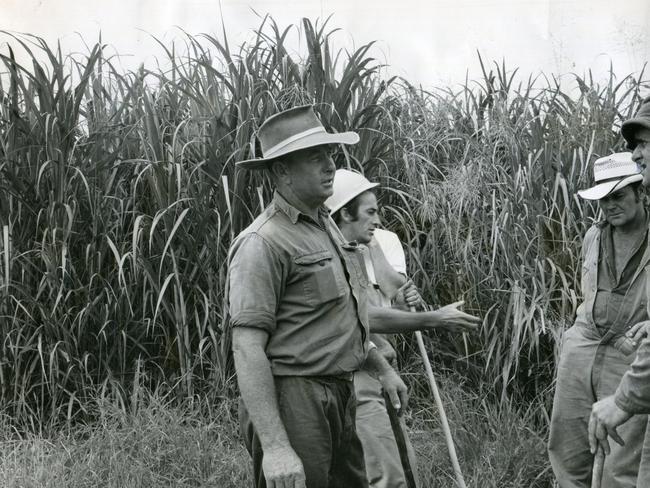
[548,152,650,487]
[326,169,481,488]
[229,106,408,488]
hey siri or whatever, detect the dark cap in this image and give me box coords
[622,96,650,150]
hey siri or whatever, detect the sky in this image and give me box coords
[3,0,650,90]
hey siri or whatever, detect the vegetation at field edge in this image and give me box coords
[0,15,647,486]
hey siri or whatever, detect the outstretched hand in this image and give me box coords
[435,300,481,333]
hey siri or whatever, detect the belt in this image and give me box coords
[275,372,355,382]
[309,372,354,382]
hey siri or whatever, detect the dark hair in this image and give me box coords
[630,181,644,196]
[332,191,368,225]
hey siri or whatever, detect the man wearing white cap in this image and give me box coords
[229,106,407,488]
[326,169,480,488]
[588,100,650,486]
[548,152,650,487]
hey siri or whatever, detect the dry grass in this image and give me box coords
[0,379,551,488]
[0,392,250,488]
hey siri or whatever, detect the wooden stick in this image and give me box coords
[591,443,605,488]
[415,327,468,488]
[382,389,418,488]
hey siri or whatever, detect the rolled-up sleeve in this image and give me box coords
[615,338,650,413]
[228,233,283,334]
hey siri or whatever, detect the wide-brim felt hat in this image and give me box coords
[622,96,650,150]
[577,152,642,200]
[236,105,360,170]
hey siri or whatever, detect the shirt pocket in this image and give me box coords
[294,250,346,306]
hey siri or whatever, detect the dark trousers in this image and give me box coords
[239,375,369,488]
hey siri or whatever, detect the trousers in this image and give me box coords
[240,375,369,488]
[549,325,647,488]
[354,370,418,487]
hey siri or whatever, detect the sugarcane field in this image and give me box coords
[2,2,650,487]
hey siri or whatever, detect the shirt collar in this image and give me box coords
[273,191,330,225]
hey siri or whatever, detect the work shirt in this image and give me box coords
[614,233,650,413]
[574,221,649,344]
[228,191,370,377]
[592,222,648,335]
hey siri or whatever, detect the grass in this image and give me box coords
[0,374,551,488]
[0,392,250,487]
[408,374,552,487]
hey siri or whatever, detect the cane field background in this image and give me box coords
[0,16,646,487]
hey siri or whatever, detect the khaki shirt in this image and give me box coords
[574,222,649,343]
[592,222,648,334]
[228,191,369,376]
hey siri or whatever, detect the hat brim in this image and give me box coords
[622,118,650,150]
[236,131,360,170]
[577,174,643,200]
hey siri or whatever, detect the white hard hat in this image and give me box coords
[326,169,379,214]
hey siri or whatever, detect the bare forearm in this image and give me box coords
[369,302,480,334]
[233,342,291,451]
[368,305,440,333]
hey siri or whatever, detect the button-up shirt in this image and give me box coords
[592,222,648,335]
[574,220,649,343]
[228,191,369,376]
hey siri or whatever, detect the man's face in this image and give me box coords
[347,191,381,244]
[599,185,642,227]
[631,127,650,187]
[283,146,336,205]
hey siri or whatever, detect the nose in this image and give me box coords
[372,214,381,226]
[632,145,643,163]
[323,154,335,174]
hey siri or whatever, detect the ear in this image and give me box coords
[339,207,354,224]
[269,160,291,184]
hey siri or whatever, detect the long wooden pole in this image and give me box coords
[414,323,467,488]
[591,443,605,488]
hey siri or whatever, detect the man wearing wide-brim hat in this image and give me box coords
[589,98,650,487]
[228,105,409,488]
[548,152,650,487]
